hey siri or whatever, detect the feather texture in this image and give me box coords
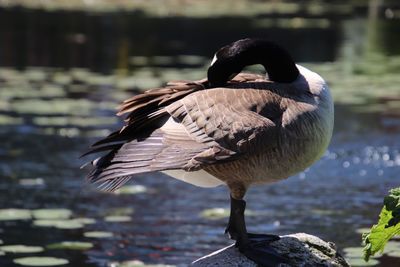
[84,68,333,191]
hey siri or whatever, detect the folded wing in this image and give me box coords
[85,73,283,191]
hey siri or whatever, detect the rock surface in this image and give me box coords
[191,233,350,267]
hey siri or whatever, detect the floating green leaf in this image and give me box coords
[383,241,400,253]
[0,115,23,125]
[200,208,230,220]
[200,208,256,220]
[18,178,45,186]
[343,246,365,258]
[115,185,147,195]
[0,209,31,221]
[33,219,84,229]
[54,220,85,229]
[73,218,96,225]
[346,258,379,267]
[355,227,371,235]
[47,241,93,250]
[386,250,400,258]
[84,231,114,238]
[32,209,72,220]
[13,256,69,266]
[363,188,400,261]
[0,245,44,253]
[33,220,62,227]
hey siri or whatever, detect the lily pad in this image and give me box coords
[73,218,96,225]
[46,220,83,229]
[200,208,256,220]
[115,185,147,195]
[19,178,45,186]
[345,258,379,266]
[383,241,400,253]
[33,219,84,229]
[104,216,132,222]
[355,227,371,235]
[0,209,31,221]
[343,246,381,259]
[84,231,114,238]
[32,209,72,220]
[13,256,69,266]
[386,250,400,258]
[200,208,230,220]
[0,115,23,125]
[47,241,93,250]
[0,245,44,253]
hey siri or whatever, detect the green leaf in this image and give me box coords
[32,209,72,220]
[13,256,69,266]
[0,209,31,221]
[0,245,44,253]
[363,188,400,261]
[83,231,114,238]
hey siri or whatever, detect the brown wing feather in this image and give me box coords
[91,79,207,147]
[90,73,264,148]
[84,73,282,191]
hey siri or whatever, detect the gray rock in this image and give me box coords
[191,233,350,267]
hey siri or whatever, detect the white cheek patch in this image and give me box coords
[210,54,218,66]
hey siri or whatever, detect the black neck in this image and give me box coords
[207,39,299,87]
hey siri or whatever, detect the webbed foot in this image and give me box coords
[246,233,280,243]
[225,195,290,266]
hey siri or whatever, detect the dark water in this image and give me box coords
[1,3,400,267]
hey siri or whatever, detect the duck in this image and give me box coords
[83,38,334,267]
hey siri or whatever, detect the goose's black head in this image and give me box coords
[207,38,299,87]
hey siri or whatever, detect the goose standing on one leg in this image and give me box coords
[83,38,334,267]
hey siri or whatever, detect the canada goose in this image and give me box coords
[84,38,334,266]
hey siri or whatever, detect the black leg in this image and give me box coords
[225,195,248,244]
[225,195,289,267]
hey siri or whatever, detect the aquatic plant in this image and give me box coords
[363,187,400,260]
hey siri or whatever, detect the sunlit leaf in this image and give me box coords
[200,208,256,220]
[32,209,72,220]
[0,115,23,125]
[345,258,379,267]
[363,188,400,261]
[18,178,45,186]
[200,208,230,220]
[73,218,96,225]
[0,209,31,221]
[13,256,69,266]
[0,245,44,253]
[84,231,114,238]
[33,219,84,229]
[115,185,147,195]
